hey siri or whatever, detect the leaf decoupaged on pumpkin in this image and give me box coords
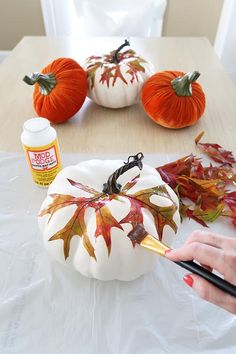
[39,179,122,260]
[94,204,123,255]
[157,134,236,228]
[39,174,178,260]
[119,176,178,240]
[85,49,148,89]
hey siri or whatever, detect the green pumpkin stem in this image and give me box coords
[171,71,200,96]
[103,152,144,194]
[112,39,130,64]
[23,72,57,95]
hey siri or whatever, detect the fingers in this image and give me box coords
[185,230,236,251]
[166,230,236,313]
[200,264,213,272]
[166,241,226,276]
[184,274,236,314]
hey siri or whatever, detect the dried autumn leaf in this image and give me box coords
[99,67,115,88]
[86,61,103,89]
[223,191,236,227]
[94,205,123,255]
[156,138,236,228]
[157,154,201,188]
[195,131,236,166]
[224,191,236,210]
[192,203,225,223]
[39,175,178,260]
[195,164,236,183]
[180,203,208,227]
[126,59,146,83]
[48,207,95,259]
[67,178,101,195]
[86,49,148,89]
[113,65,128,86]
[182,176,224,197]
[120,176,178,240]
[39,181,120,259]
[121,174,140,193]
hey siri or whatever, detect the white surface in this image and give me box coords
[0,152,236,354]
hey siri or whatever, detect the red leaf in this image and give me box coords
[195,131,236,166]
[157,154,201,188]
[120,184,178,241]
[180,204,208,227]
[121,174,140,193]
[67,178,102,196]
[119,197,143,228]
[94,205,123,255]
[224,191,236,210]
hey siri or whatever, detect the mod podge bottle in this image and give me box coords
[21,117,62,187]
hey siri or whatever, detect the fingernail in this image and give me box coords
[183,275,193,287]
[164,249,172,255]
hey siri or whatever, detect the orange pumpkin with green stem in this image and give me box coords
[141,70,206,129]
[23,57,87,124]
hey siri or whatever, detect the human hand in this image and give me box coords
[165,230,236,314]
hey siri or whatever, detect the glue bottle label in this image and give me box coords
[23,139,62,187]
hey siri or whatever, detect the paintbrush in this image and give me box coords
[128,224,236,298]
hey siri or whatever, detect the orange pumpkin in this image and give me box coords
[141,70,206,129]
[23,57,87,124]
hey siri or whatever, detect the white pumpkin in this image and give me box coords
[38,153,180,281]
[84,40,154,108]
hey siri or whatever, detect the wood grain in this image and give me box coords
[0,36,236,155]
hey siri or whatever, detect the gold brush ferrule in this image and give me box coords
[140,234,170,256]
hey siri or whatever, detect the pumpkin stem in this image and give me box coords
[171,71,200,96]
[23,72,57,95]
[103,152,144,194]
[112,39,130,64]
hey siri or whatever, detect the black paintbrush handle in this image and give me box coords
[174,260,236,298]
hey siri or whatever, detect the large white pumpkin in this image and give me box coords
[84,40,154,108]
[38,153,180,281]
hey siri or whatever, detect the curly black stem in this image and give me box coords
[103,152,144,194]
[112,39,130,64]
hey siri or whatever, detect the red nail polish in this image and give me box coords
[183,275,193,287]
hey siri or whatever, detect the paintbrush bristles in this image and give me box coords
[127,224,148,244]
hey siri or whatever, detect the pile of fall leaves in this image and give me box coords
[156,131,236,228]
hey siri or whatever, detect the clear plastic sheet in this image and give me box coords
[0,152,236,354]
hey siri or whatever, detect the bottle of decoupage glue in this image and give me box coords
[21,117,62,187]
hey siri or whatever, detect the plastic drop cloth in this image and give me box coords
[0,152,236,354]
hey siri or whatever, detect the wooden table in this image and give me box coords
[1,36,236,155]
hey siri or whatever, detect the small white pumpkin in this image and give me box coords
[84,40,154,109]
[38,153,180,281]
